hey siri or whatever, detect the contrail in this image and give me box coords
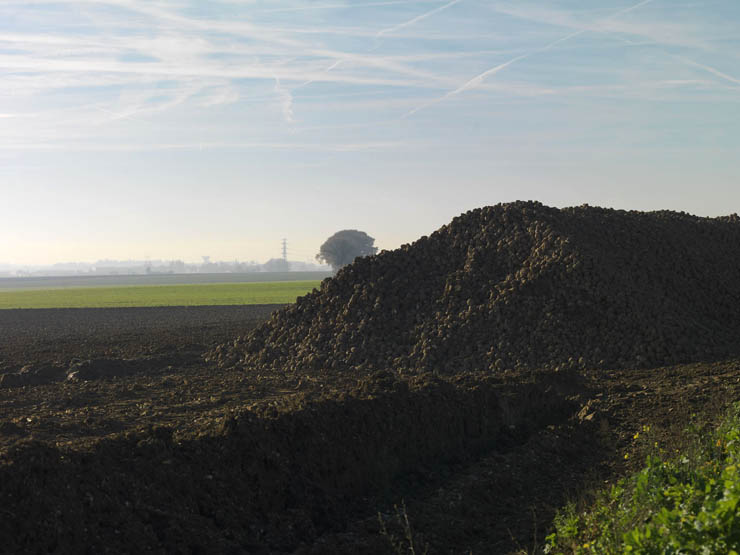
[405,29,584,117]
[610,0,655,18]
[674,56,740,86]
[289,0,462,104]
[405,0,656,116]
[376,0,463,38]
[294,59,344,91]
[539,28,588,52]
[405,54,529,116]
[297,0,461,91]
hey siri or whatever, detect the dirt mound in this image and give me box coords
[0,364,67,388]
[0,357,197,388]
[210,201,740,374]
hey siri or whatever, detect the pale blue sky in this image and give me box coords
[1,0,739,265]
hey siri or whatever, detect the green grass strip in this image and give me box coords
[545,404,740,554]
[0,281,320,309]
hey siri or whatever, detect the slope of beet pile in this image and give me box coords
[209,201,740,374]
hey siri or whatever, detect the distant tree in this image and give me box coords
[263,258,290,272]
[316,230,378,270]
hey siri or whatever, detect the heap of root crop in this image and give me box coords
[209,201,740,374]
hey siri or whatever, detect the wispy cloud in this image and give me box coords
[273,75,295,123]
[262,0,438,13]
[0,140,408,153]
[0,53,433,89]
[0,0,736,157]
[200,85,241,107]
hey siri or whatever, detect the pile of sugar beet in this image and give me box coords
[208,201,740,374]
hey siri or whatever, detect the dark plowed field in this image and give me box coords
[1,307,739,554]
[0,305,283,367]
[0,306,288,453]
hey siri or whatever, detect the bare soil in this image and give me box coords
[0,305,282,368]
[2,306,739,554]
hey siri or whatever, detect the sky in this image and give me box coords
[1,0,739,265]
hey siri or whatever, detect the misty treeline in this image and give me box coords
[2,257,328,278]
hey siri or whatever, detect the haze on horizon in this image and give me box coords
[1,0,739,266]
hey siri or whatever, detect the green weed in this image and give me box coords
[545,404,740,554]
